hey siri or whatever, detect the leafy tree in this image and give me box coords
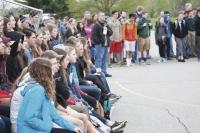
[21,0,70,17]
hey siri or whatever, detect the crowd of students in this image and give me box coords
[0,8,127,133]
[0,2,200,133]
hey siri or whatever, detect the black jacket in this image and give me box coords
[54,72,70,108]
[76,57,90,85]
[173,20,188,38]
[155,25,167,44]
[196,16,200,36]
[91,21,113,46]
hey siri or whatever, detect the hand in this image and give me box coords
[87,81,93,85]
[162,36,165,40]
[74,127,82,133]
[4,47,10,55]
[96,68,102,73]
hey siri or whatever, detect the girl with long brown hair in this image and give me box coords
[54,46,100,133]
[17,58,81,133]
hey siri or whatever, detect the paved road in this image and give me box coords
[109,31,200,133]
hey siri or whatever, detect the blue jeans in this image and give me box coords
[90,46,96,64]
[196,36,200,60]
[100,73,110,94]
[0,116,11,133]
[80,85,101,100]
[132,41,138,63]
[95,45,108,74]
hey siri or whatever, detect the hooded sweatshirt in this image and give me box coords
[10,73,37,133]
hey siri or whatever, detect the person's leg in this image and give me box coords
[191,31,197,56]
[175,37,182,60]
[58,110,85,131]
[67,107,99,133]
[196,36,200,60]
[143,38,148,62]
[166,37,171,59]
[80,85,101,101]
[132,41,138,62]
[124,40,130,66]
[85,74,109,94]
[138,38,144,63]
[51,128,75,133]
[95,45,104,70]
[115,41,122,64]
[0,115,11,133]
[68,103,90,117]
[101,46,108,75]
[161,43,166,58]
[169,36,175,57]
[183,36,189,58]
[90,46,96,64]
[81,94,97,110]
[158,42,163,58]
[182,36,188,59]
[146,37,151,58]
[130,41,136,63]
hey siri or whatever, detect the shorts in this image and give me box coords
[124,40,136,52]
[109,41,122,53]
[138,37,150,52]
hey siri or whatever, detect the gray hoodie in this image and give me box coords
[10,73,37,133]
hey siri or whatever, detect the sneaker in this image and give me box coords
[111,121,128,132]
[110,93,122,99]
[108,64,112,68]
[157,59,163,63]
[105,73,112,77]
[162,58,167,63]
[111,130,124,133]
[144,61,151,65]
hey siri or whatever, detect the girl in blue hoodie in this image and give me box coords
[17,58,81,133]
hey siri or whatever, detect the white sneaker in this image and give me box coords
[157,59,163,63]
[163,58,167,63]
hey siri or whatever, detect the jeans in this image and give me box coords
[132,41,138,63]
[95,45,108,74]
[0,115,11,133]
[90,46,96,64]
[80,85,101,100]
[99,73,110,94]
[85,74,109,94]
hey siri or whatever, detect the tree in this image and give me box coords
[21,0,70,17]
[94,0,120,15]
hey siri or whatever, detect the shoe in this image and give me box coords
[111,130,124,133]
[108,64,112,68]
[144,61,151,65]
[167,58,172,60]
[181,59,185,62]
[110,97,120,105]
[111,121,128,132]
[157,59,163,63]
[105,73,112,77]
[162,58,167,63]
[110,93,122,99]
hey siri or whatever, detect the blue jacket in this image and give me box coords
[17,83,76,133]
